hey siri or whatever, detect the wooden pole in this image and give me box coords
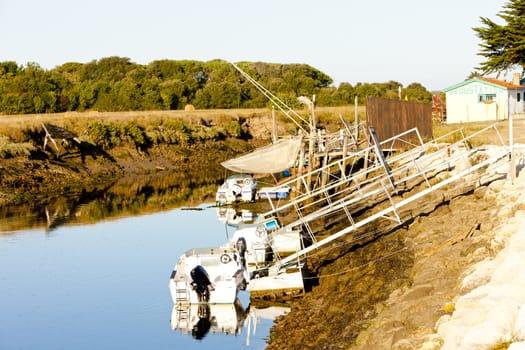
[342,134,348,178]
[312,94,317,130]
[296,144,305,196]
[272,105,277,143]
[354,95,359,141]
[509,112,516,183]
[306,95,316,191]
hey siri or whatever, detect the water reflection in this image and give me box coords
[170,297,290,345]
[216,207,257,228]
[0,203,281,349]
[0,171,219,233]
[171,298,248,339]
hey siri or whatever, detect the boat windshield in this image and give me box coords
[264,219,279,232]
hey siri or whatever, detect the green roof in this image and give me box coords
[443,77,523,92]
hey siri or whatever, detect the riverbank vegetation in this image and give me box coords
[0,106,364,157]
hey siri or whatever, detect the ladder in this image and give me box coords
[261,127,425,222]
[175,281,190,304]
[274,124,509,268]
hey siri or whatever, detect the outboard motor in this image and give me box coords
[236,237,247,268]
[190,265,213,302]
[192,304,211,339]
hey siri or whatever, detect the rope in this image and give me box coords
[304,246,408,279]
[305,226,384,261]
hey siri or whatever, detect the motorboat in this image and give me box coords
[215,174,257,205]
[257,185,291,199]
[230,217,303,270]
[248,260,305,299]
[217,136,302,205]
[169,246,248,304]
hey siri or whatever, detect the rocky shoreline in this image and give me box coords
[266,148,525,350]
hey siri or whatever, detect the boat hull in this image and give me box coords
[258,186,291,199]
[248,269,304,300]
[231,218,302,268]
[216,174,257,205]
[169,247,247,305]
[169,274,243,304]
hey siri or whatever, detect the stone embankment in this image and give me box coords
[267,147,525,350]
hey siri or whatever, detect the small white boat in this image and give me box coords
[230,217,302,269]
[216,174,257,205]
[169,247,248,304]
[257,185,291,199]
[248,261,305,299]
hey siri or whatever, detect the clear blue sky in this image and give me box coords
[0,0,506,91]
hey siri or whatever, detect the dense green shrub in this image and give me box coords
[86,121,150,151]
[191,125,225,142]
[225,120,242,138]
[87,122,121,149]
[0,136,36,158]
[161,119,192,145]
[122,121,150,151]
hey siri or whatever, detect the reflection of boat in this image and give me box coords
[230,217,302,269]
[215,174,257,205]
[216,207,257,227]
[168,247,248,304]
[170,297,291,343]
[250,303,290,319]
[170,298,249,339]
[244,304,291,345]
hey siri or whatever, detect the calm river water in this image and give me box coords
[0,203,286,350]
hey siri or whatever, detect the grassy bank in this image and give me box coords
[0,106,522,210]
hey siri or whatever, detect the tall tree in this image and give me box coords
[473,0,525,76]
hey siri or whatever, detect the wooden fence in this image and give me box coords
[366,97,432,148]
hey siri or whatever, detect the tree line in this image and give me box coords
[0,58,433,115]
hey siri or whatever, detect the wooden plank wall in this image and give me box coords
[366,97,433,148]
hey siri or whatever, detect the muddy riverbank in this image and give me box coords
[0,140,253,208]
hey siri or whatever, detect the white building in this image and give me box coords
[443,75,525,124]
